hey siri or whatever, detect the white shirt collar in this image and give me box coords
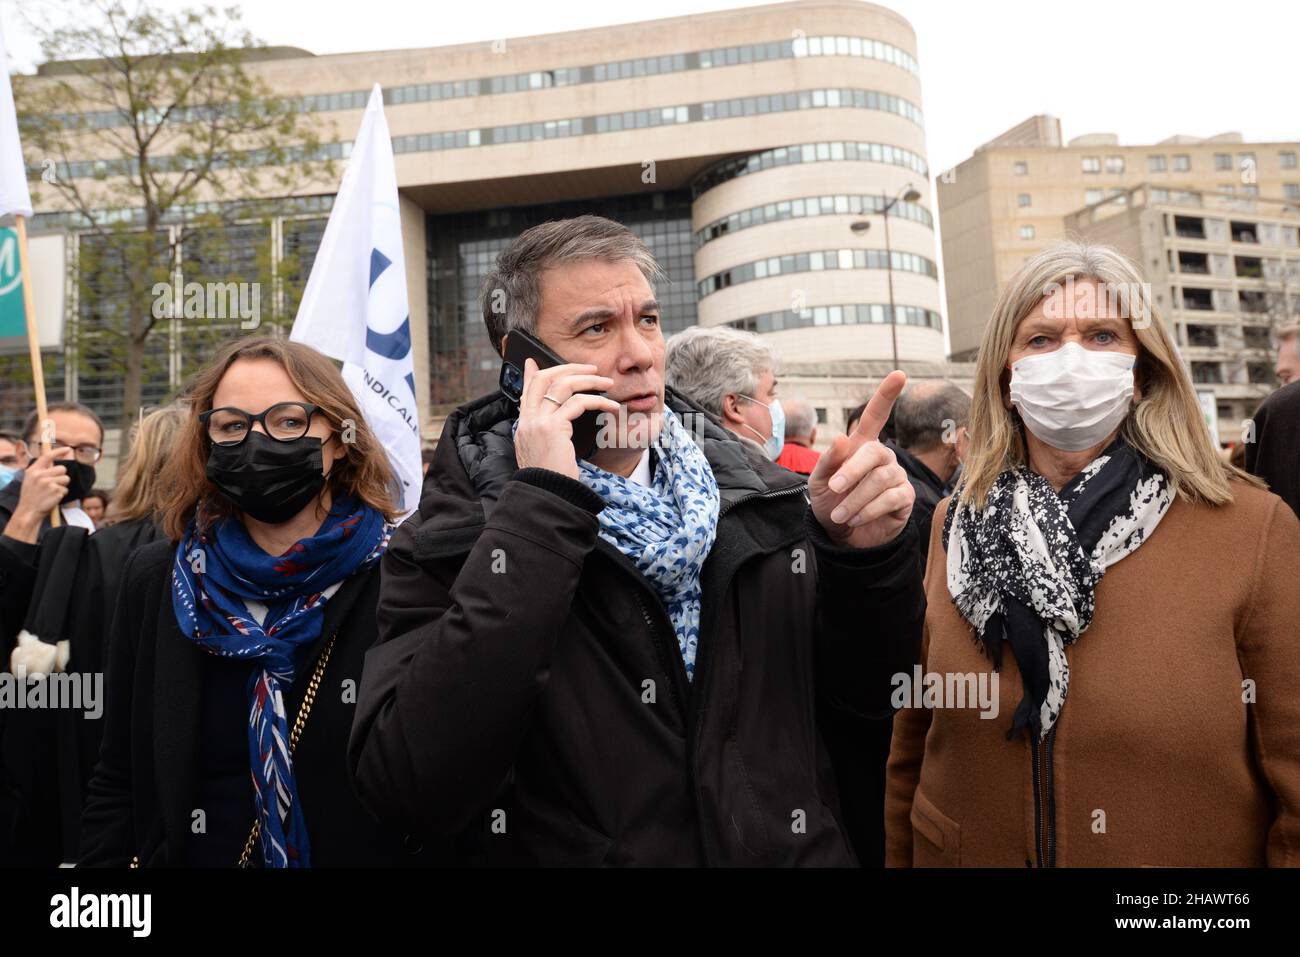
[60,504,96,532]
[628,448,652,488]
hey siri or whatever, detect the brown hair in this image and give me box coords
[22,400,105,447]
[106,401,188,527]
[159,336,398,541]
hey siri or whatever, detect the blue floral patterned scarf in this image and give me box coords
[577,408,720,680]
[171,495,390,867]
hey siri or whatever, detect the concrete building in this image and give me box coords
[939,115,1300,363]
[7,0,947,473]
[1067,185,1300,444]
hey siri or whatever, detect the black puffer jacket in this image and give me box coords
[349,389,924,866]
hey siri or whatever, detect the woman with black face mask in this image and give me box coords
[80,337,439,868]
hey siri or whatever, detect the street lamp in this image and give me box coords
[850,183,923,368]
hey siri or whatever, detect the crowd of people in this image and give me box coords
[0,215,1296,868]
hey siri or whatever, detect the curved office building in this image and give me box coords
[18,0,944,435]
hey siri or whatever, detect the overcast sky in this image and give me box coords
[3,0,1296,174]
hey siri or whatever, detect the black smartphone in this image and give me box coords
[500,329,603,459]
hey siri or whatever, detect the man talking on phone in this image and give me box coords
[349,215,923,866]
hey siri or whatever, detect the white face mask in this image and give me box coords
[1009,341,1136,452]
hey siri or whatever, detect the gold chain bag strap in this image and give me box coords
[128,633,338,869]
[237,632,339,867]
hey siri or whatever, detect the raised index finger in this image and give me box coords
[31,448,58,470]
[854,370,907,442]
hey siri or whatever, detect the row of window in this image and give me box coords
[692,141,929,198]
[698,247,939,297]
[695,35,918,72]
[1014,185,1299,213]
[53,84,925,179]
[48,142,346,183]
[1013,151,1297,177]
[1170,214,1300,246]
[1184,323,1279,350]
[389,87,923,155]
[1177,287,1298,313]
[29,195,335,233]
[701,87,922,124]
[724,302,942,334]
[1190,361,1282,385]
[695,194,932,248]
[45,34,919,132]
[1079,155,1127,174]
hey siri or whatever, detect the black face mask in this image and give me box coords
[205,431,327,525]
[62,461,97,505]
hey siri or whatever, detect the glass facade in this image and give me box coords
[0,212,329,434]
[696,193,932,248]
[426,191,696,404]
[725,302,942,333]
[0,353,65,435]
[698,248,939,297]
[691,141,929,198]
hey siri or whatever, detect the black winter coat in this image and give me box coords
[888,441,946,577]
[79,538,435,867]
[1246,380,1300,521]
[0,517,163,866]
[348,389,925,866]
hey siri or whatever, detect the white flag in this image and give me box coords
[291,84,421,514]
[0,18,34,220]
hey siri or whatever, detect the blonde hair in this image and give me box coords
[959,240,1261,509]
[105,401,190,527]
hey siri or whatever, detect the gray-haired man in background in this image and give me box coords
[891,380,970,569]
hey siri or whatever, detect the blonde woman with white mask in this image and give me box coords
[885,241,1300,868]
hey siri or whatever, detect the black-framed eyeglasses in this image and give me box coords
[48,440,102,465]
[199,402,324,447]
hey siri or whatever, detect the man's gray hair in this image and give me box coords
[480,214,665,354]
[782,397,816,438]
[664,325,777,419]
[894,380,971,452]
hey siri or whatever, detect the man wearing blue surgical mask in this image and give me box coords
[734,386,785,461]
[662,325,785,460]
[0,432,30,491]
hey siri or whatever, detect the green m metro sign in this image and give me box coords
[0,226,23,346]
[0,225,63,356]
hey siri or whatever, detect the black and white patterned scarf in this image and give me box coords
[942,437,1174,741]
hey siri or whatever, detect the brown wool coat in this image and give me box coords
[885,480,1300,867]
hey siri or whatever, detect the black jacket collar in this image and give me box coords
[890,441,946,497]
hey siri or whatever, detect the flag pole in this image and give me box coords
[15,212,58,527]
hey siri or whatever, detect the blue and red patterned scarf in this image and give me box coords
[171,495,390,867]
